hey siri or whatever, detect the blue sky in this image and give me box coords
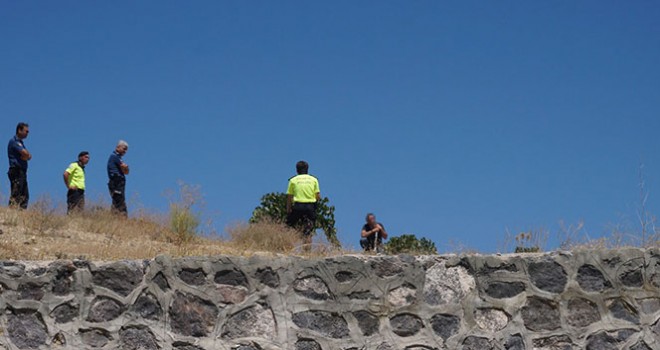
[1,1,659,252]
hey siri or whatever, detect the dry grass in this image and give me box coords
[227,219,343,256]
[0,204,239,260]
[0,200,346,260]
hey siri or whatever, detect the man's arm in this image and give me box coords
[20,149,31,161]
[362,225,380,238]
[286,194,293,214]
[315,192,321,201]
[63,171,74,189]
[361,227,371,238]
[11,141,31,161]
[120,162,129,175]
[378,224,388,239]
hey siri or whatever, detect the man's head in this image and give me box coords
[115,140,129,156]
[296,160,309,175]
[366,213,376,224]
[16,122,29,139]
[78,151,90,165]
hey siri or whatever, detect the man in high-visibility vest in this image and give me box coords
[63,151,90,214]
[286,160,320,247]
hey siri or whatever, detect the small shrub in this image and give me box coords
[385,234,437,255]
[513,230,547,253]
[167,182,203,244]
[169,204,199,243]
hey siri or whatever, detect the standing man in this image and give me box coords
[107,140,129,215]
[360,213,388,252]
[63,151,90,214]
[286,160,320,247]
[7,122,31,209]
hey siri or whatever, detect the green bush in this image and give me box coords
[250,192,340,247]
[385,234,437,255]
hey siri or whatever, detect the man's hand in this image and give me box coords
[120,163,129,174]
[69,185,77,190]
[20,149,31,161]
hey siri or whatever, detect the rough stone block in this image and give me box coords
[566,297,600,328]
[430,314,461,341]
[214,268,249,287]
[295,339,322,350]
[424,262,475,306]
[255,267,279,288]
[474,308,509,332]
[221,304,276,339]
[92,261,144,296]
[87,297,125,323]
[292,310,350,339]
[51,303,79,323]
[528,260,567,294]
[179,268,207,286]
[608,299,639,324]
[577,264,611,292]
[169,292,218,337]
[119,326,159,350]
[521,297,561,331]
[293,275,332,300]
[353,310,379,336]
[387,284,417,307]
[130,291,162,320]
[390,314,423,337]
[7,309,48,350]
[79,328,113,348]
[484,281,525,299]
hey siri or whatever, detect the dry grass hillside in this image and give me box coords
[0,202,338,261]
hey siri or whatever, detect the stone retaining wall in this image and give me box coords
[1,249,660,349]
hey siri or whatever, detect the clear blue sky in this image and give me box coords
[2,1,659,252]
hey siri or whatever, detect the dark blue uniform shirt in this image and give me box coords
[8,136,28,170]
[107,151,125,178]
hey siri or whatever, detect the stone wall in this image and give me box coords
[1,249,660,349]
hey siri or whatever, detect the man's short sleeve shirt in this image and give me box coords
[107,152,124,178]
[65,162,86,190]
[287,174,320,203]
[8,136,27,170]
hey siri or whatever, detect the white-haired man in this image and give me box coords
[107,140,129,215]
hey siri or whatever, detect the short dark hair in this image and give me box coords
[366,213,375,221]
[78,151,89,159]
[16,122,29,134]
[296,160,309,174]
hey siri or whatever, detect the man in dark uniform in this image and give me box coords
[107,140,130,215]
[7,122,31,209]
[286,160,320,247]
[360,213,388,252]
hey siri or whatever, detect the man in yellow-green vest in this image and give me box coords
[286,160,321,247]
[63,151,90,214]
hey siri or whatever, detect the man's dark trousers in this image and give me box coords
[7,167,28,209]
[286,202,317,236]
[108,176,127,215]
[67,189,85,214]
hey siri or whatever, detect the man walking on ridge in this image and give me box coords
[361,213,388,252]
[63,151,90,214]
[286,160,320,248]
[107,140,129,216]
[7,122,31,209]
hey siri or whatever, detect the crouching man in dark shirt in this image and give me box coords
[360,213,388,252]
